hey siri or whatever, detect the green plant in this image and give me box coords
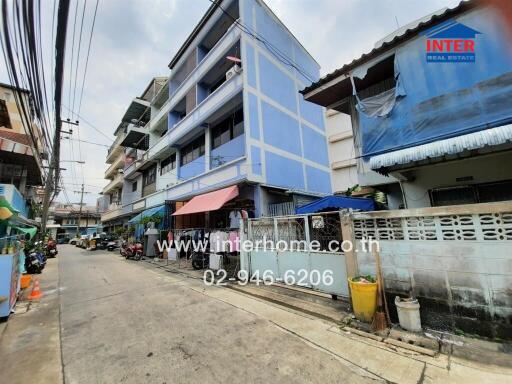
[345,184,360,196]
[114,227,124,236]
[140,215,161,226]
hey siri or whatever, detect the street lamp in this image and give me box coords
[61,160,85,164]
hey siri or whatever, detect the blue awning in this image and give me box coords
[295,196,375,214]
[128,205,165,224]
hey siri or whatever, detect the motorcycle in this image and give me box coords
[107,240,118,252]
[25,251,44,274]
[46,240,58,258]
[191,250,210,270]
[120,241,143,260]
[25,242,46,273]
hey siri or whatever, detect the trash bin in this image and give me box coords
[395,296,422,332]
[348,277,378,323]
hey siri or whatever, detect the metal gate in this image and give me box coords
[244,212,349,297]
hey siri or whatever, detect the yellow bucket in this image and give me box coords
[348,278,378,323]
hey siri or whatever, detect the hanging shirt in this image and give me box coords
[229,230,240,252]
[229,210,242,229]
[210,231,228,253]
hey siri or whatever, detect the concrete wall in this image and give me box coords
[352,203,512,339]
[325,110,357,193]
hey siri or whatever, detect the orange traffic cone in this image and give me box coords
[28,278,43,300]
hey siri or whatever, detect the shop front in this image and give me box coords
[168,183,254,275]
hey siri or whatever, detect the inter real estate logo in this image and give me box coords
[424,20,481,62]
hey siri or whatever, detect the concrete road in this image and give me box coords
[59,245,372,384]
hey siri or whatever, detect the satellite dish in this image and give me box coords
[226,56,241,63]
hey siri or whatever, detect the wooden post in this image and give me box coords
[340,211,358,278]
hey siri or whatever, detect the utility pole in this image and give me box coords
[40,0,71,235]
[74,184,91,236]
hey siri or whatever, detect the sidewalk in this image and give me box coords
[141,259,512,383]
[0,258,62,384]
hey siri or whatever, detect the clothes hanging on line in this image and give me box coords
[229,230,240,252]
[210,230,229,253]
[229,210,242,229]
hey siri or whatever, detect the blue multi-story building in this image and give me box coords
[302,1,512,208]
[102,0,330,229]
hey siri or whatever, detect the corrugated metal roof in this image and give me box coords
[301,0,476,95]
[369,124,512,170]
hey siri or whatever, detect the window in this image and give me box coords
[132,181,137,192]
[0,99,12,129]
[161,153,176,175]
[181,135,205,166]
[211,108,244,150]
[142,165,156,187]
[430,180,512,207]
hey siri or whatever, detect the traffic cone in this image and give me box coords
[28,278,43,300]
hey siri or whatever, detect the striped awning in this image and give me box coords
[369,124,512,170]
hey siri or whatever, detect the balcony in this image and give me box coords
[101,203,123,223]
[106,132,126,164]
[0,183,29,218]
[120,123,149,150]
[102,173,123,195]
[105,155,124,179]
[149,23,242,134]
[124,151,156,180]
[147,71,243,163]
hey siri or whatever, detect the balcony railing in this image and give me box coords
[106,133,126,163]
[105,156,124,179]
[149,23,242,133]
[102,173,123,194]
[147,71,243,163]
[101,203,123,222]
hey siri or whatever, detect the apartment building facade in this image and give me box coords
[302,2,512,208]
[47,203,101,240]
[102,0,329,229]
[0,82,46,226]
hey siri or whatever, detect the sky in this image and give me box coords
[1,0,461,205]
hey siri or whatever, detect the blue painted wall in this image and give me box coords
[261,101,302,156]
[302,125,329,166]
[305,166,331,194]
[210,134,246,168]
[179,156,206,180]
[245,43,257,89]
[265,151,304,190]
[239,0,330,195]
[248,92,260,139]
[299,96,324,129]
[358,9,512,157]
[251,145,262,175]
[258,54,297,113]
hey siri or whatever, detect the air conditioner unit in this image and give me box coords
[225,65,242,81]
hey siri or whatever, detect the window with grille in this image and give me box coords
[211,108,244,150]
[181,135,205,166]
[142,166,156,187]
[161,153,176,175]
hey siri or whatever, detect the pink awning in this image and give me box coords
[172,185,239,216]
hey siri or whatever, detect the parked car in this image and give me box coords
[69,237,79,245]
